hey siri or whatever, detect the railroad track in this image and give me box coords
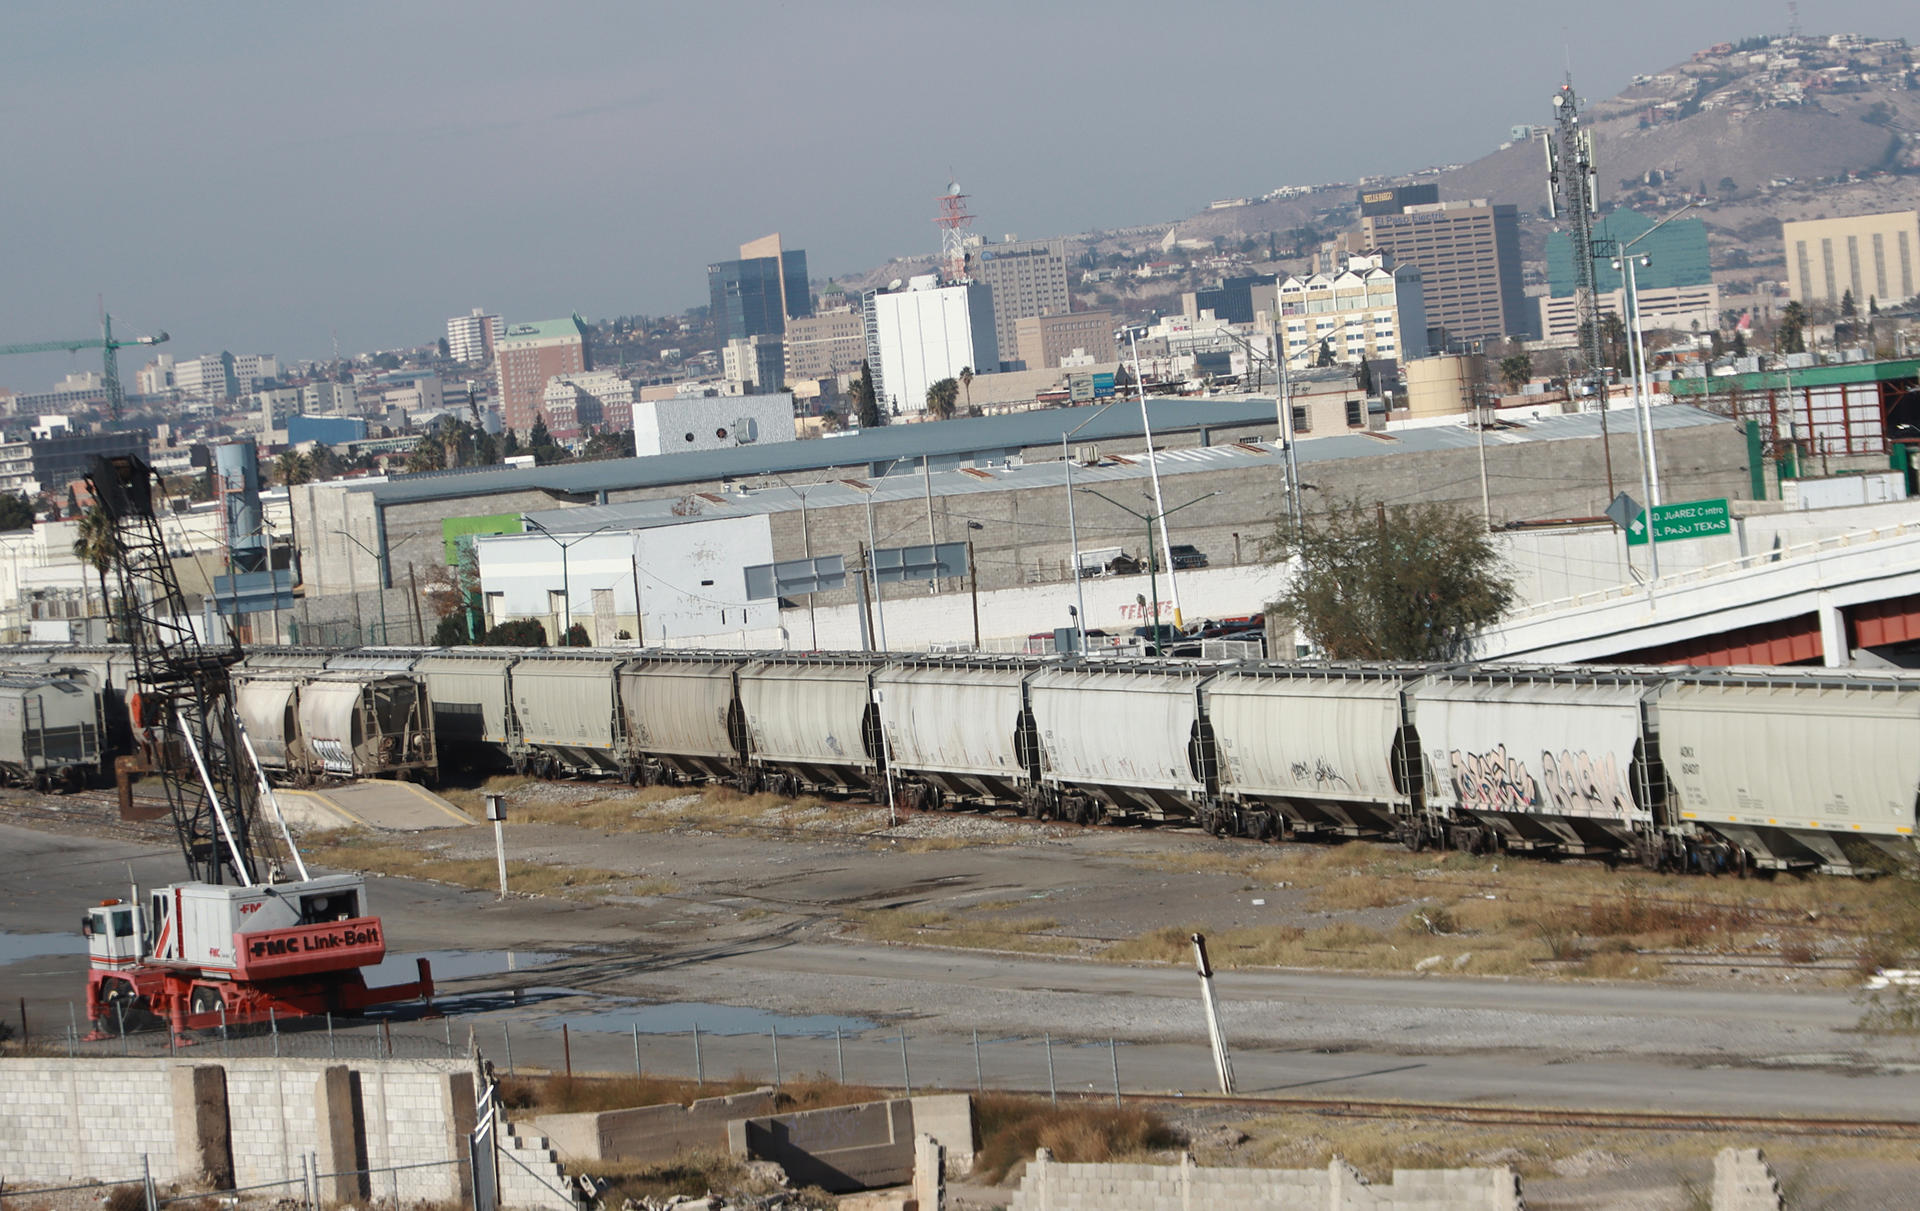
[1110,1091,1920,1140]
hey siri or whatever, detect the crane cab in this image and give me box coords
[83,900,146,971]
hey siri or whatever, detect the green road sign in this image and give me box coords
[1626,497,1730,545]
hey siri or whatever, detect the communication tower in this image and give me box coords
[935,181,974,283]
[1545,77,1617,497]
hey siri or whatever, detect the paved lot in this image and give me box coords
[7,815,1920,1124]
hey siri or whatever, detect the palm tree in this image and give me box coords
[274,450,312,487]
[925,377,960,420]
[72,506,122,620]
[959,366,974,410]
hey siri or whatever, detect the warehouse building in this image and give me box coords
[292,397,1287,600]
[468,405,1752,644]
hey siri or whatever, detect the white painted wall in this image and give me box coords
[632,392,795,457]
[475,513,778,642]
[871,280,998,415]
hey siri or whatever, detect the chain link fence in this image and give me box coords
[0,1157,472,1211]
[11,1001,1175,1109]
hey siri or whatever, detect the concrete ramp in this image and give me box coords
[277,781,473,833]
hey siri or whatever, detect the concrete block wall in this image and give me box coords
[528,1087,777,1162]
[0,1060,176,1183]
[222,1063,323,1187]
[495,1119,578,1211]
[1008,1151,1523,1211]
[0,1057,473,1199]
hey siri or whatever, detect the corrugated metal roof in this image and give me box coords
[519,404,1732,535]
[366,396,1285,507]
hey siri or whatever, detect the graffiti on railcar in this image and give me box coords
[1448,745,1636,817]
[1289,758,1351,791]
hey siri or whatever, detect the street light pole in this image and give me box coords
[1127,332,1183,628]
[1076,487,1218,650]
[1217,315,1364,539]
[331,529,387,644]
[521,518,616,645]
[862,491,888,652]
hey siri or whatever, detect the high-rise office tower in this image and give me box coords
[709,234,813,342]
[967,237,1070,368]
[1360,199,1534,344]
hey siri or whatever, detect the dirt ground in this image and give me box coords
[9,779,1920,1208]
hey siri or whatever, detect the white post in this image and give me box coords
[1191,933,1236,1094]
[486,792,508,899]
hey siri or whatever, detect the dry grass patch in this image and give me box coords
[847,907,1078,955]
[974,1093,1183,1184]
[308,835,654,898]
[1108,837,1907,980]
[1228,1111,1920,1185]
[437,777,883,838]
[435,774,539,819]
[1102,921,1540,977]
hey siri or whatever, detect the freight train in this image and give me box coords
[6,644,1917,877]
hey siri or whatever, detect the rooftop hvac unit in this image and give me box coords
[1074,444,1101,465]
[733,417,759,444]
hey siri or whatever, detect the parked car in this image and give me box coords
[1168,544,1208,569]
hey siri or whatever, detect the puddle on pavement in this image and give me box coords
[363,949,560,984]
[549,1001,876,1038]
[0,931,86,966]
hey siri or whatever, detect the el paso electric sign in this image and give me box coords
[1626,498,1731,546]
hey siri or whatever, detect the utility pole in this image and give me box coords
[1547,77,1616,498]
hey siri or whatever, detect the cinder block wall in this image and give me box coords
[0,1057,472,1195]
[1008,1152,1523,1210]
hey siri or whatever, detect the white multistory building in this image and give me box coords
[135,355,176,397]
[299,381,358,416]
[631,392,795,457]
[1257,254,1429,367]
[542,370,637,438]
[447,308,505,365]
[864,276,998,416]
[170,352,277,401]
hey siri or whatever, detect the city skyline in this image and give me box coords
[3,0,1916,388]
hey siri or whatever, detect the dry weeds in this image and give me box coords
[1118,840,1897,982]
[1226,1111,1920,1185]
[847,907,1079,955]
[974,1093,1183,1184]
[307,834,661,898]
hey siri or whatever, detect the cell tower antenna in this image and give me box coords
[1788,1,1801,41]
[935,180,974,283]
[1546,76,1617,498]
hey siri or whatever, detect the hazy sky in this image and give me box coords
[3,1,1914,388]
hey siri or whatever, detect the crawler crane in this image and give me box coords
[80,454,432,1043]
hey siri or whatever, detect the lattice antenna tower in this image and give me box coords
[1545,76,1616,497]
[935,181,974,283]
